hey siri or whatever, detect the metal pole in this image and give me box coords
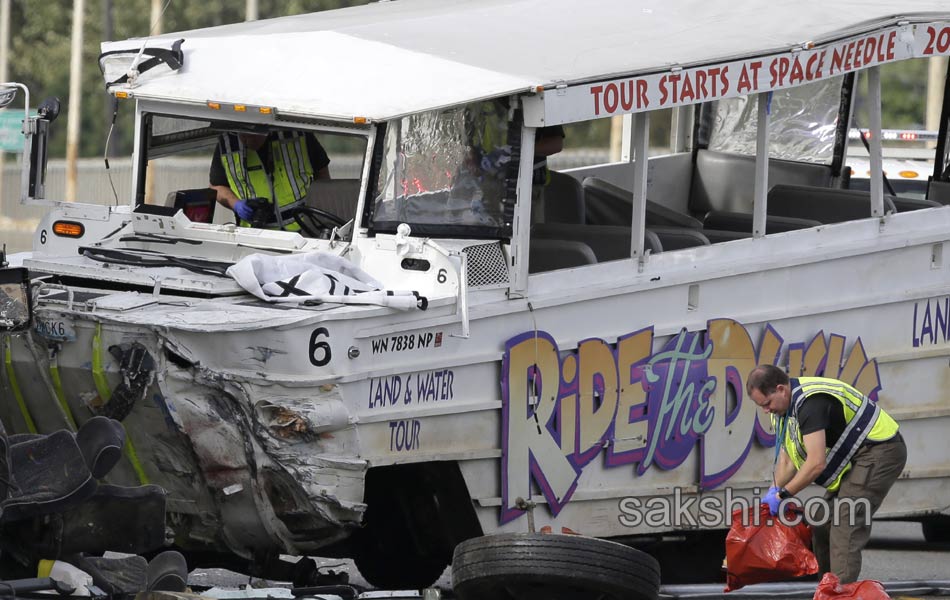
[630,112,649,260]
[144,0,162,204]
[926,57,948,141]
[102,0,115,156]
[752,92,770,238]
[246,0,258,21]
[609,115,623,162]
[868,66,885,218]
[511,124,536,295]
[0,0,10,201]
[65,0,85,202]
[620,114,634,162]
[150,0,162,33]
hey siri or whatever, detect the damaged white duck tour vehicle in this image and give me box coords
[3,0,950,589]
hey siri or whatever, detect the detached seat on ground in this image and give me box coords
[0,417,168,570]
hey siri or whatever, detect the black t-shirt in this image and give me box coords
[209,133,331,188]
[796,393,847,448]
[533,125,565,184]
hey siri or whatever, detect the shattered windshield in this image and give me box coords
[0,282,28,328]
[372,100,515,238]
[709,77,844,163]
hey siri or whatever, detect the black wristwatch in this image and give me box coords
[778,487,793,500]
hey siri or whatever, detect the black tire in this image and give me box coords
[922,516,950,543]
[452,533,660,600]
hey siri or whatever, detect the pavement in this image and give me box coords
[187,520,950,598]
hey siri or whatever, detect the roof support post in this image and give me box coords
[511,123,536,295]
[130,102,145,206]
[630,111,649,260]
[671,105,692,153]
[752,92,771,238]
[621,114,635,162]
[867,66,885,218]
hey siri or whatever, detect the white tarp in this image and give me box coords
[226,251,426,310]
[100,0,950,122]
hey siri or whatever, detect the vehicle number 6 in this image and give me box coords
[309,327,331,366]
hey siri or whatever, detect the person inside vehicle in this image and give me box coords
[746,364,906,583]
[531,125,565,222]
[458,101,564,214]
[210,130,331,230]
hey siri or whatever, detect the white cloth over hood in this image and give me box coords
[226,251,425,310]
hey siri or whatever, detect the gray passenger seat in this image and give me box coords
[582,176,734,247]
[766,184,897,222]
[531,223,662,261]
[686,150,930,230]
[689,149,834,215]
[529,239,597,273]
[928,181,950,205]
[890,196,942,212]
[543,171,587,224]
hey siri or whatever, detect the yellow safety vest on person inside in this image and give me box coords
[219,132,314,231]
[772,376,899,492]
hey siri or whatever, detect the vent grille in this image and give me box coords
[463,242,509,289]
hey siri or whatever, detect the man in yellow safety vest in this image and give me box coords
[746,364,906,583]
[210,130,330,230]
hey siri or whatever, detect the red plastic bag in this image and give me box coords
[724,504,819,591]
[813,572,890,600]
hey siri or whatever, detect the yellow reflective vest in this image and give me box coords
[219,132,314,230]
[773,377,899,492]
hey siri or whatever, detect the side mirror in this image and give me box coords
[0,267,32,333]
[28,97,60,200]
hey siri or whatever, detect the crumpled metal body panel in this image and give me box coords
[0,300,368,560]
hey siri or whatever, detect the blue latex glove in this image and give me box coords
[763,486,782,515]
[234,199,255,221]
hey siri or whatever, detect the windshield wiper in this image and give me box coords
[80,247,232,278]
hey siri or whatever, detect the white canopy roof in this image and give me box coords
[101,0,950,123]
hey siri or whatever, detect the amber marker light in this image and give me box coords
[259,107,273,114]
[353,116,368,124]
[899,170,919,178]
[52,221,85,238]
[234,104,247,112]
[115,91,131,99]
[207,101,222,110]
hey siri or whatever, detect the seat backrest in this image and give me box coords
[647,226,710,251]
[529,239,597,273]
[582,176,703,228]
[689,150,834,215]
[543,171,586,224]
[305,179,361,219]
[702,211,820,233]
[531,223,661,262]
[76,416,126,480]
[3,430,96,522]
[890,196,942,212]
[928,180,950,205]
[767,184,896,223]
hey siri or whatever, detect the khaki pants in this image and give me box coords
[810,434,907,583]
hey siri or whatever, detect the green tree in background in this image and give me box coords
[6,0,374,159]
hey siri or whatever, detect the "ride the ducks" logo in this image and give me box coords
[499,318,881,524]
